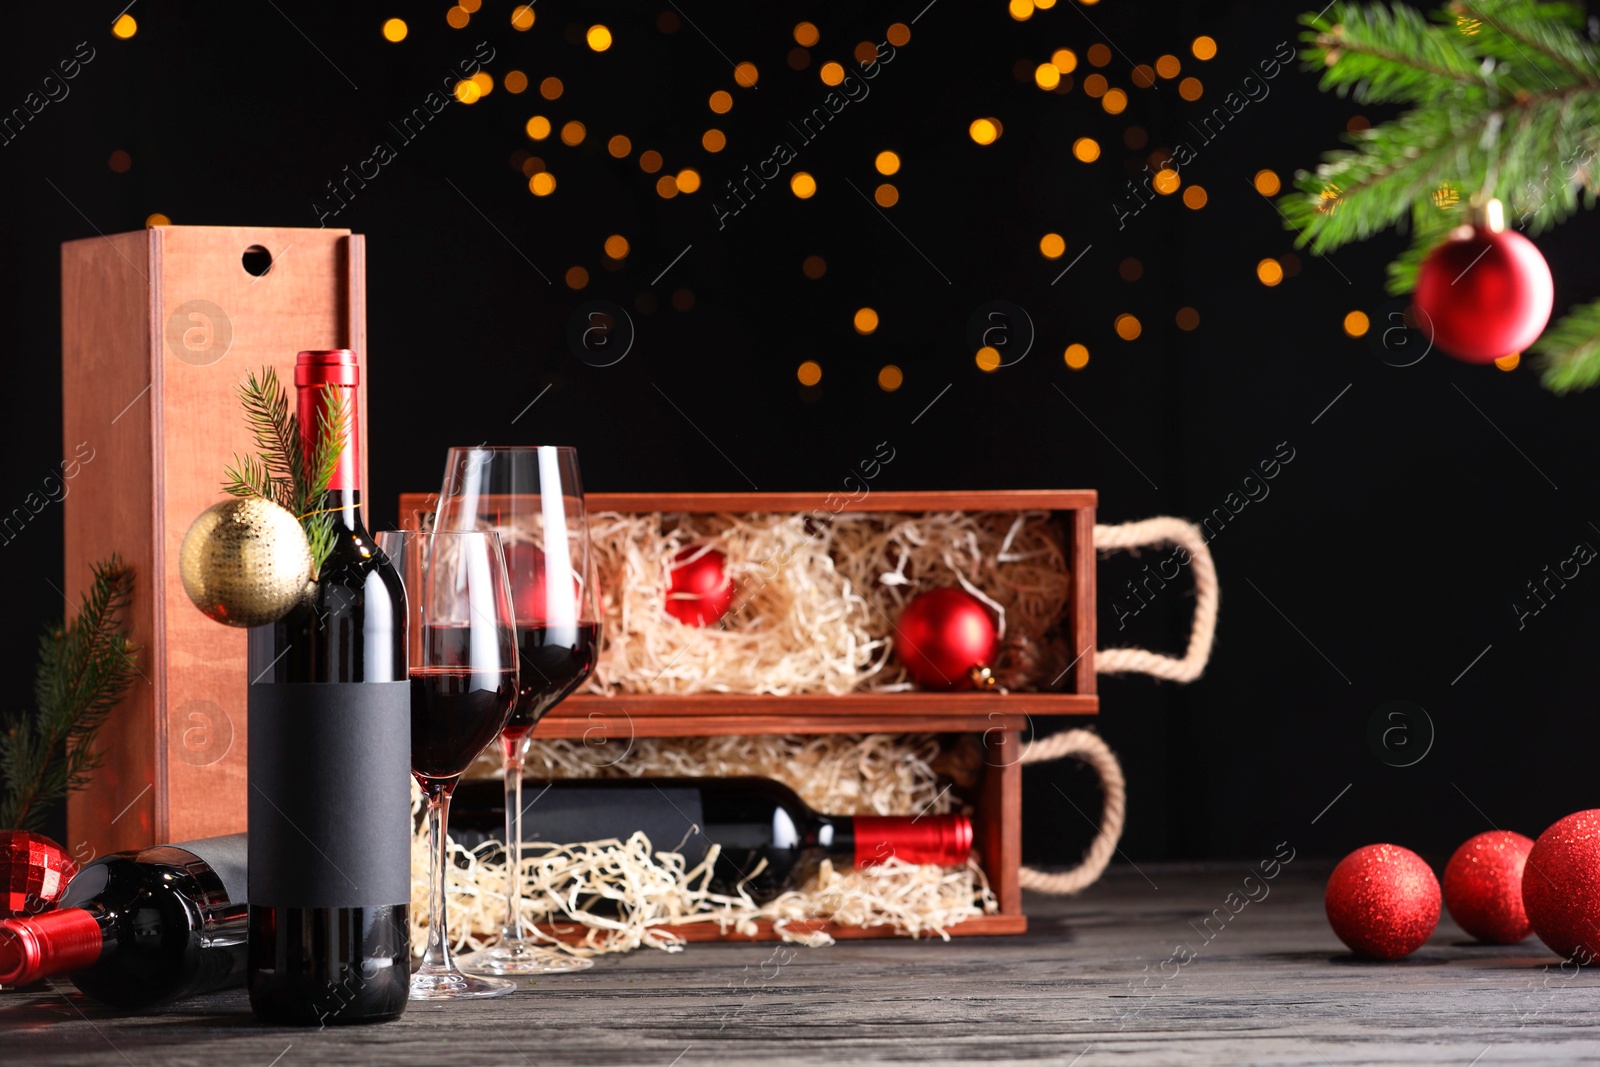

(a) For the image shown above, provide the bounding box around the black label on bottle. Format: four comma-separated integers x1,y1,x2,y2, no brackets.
169,833,249,908
248,682,411,908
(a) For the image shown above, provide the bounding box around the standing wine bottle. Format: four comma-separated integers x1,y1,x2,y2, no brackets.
247,349,410,1026
448,776,972,904
0,835,247,1008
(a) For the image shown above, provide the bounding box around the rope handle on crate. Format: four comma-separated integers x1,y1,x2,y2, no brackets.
1012,518,1216,894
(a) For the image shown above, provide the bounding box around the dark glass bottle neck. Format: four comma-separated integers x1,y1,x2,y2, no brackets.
817,814,855,863
317,487,366,534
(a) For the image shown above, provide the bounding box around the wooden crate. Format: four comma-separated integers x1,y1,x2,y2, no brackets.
63,225,368,857
398,489,1099,938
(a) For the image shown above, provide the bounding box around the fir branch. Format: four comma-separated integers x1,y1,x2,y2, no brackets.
1534,298,1600,392
1304,2,1492,103
222,452,276,501
1452,1,1598,87
0,558,138,832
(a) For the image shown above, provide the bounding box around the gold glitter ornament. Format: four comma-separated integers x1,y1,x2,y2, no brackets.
179,498,314,627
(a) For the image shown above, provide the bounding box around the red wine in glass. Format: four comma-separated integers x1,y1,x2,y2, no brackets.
506,621,601,738
410,667,518,782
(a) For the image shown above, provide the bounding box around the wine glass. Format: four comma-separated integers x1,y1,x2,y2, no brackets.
436,446,600,976
376,529,520,1000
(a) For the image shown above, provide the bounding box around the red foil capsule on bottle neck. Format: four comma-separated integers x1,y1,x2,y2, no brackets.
294,349,361,493
0,907,105,987
853,814,973,868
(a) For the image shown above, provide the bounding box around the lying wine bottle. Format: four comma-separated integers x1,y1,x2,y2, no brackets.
247,350,411,1026
0,835,246,1008
449,776,972,904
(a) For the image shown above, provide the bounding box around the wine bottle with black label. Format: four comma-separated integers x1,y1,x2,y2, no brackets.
0,835,247,1008
246,349,411,1026
449,776,972,904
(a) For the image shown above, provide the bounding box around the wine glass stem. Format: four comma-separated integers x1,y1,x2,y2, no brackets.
501,734,529,947
423,785,455,974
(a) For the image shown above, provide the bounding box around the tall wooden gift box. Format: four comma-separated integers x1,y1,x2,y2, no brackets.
61,225,369,856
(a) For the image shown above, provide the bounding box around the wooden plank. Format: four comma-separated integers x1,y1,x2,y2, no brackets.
1073,506,1097,696
976,730,1023,917
399,490,1097,519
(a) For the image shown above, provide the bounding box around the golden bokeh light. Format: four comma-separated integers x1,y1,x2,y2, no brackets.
1102,88,1128,114
1119,257,1143,281
1347,114,1371,133
854,307,879,335
1256,258,1284,286
1155,54,1181,79
639,150,664,173
1039,233,1066,259
1192,36,1218,60
709,90,733,113
525,115,551,140
1036,63,1061,90
1343,310,1370,337
566,266,589,290
820,62,845,86
969,118,1001,145
1073,137,1101,162
604,234,630,259
797,361,823,386
1179,77,1203,100
587,25,612,51
453,80,481,104
560,120,586,146
1183,185,1208,209
1051,48,1078,73
791,172,817,198
382,18,408,42
1132,64,1156,88
1176,307,1201,331
874,183,899,207
511,4,535,30
1064,344,1090,370
446,6,470,29
1008,0,1035,21
854,41,878,64
529,172,557,196
1115,314,1142,341
887,23,911,46
1083,73,1108,98
1253,169,1281,196
1087,44,1111,67
540,77,563,99
794,21,819,47
735,61,759,87
702,129,726,152
1433,183,1460,209
505,70,528,93
878,365,904,391
145,213,170,228
677,168,702,193
107,149,131,173
656,175,679,199
975,346,1002,372
876,150,901,175
471,71,493,96
802,255,826,279
460,0,481,13
1153,168,1180,194
112,14,137,38
608,134,631,158
1495,352,1521,371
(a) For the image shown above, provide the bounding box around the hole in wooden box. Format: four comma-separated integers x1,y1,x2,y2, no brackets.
241,245,273,277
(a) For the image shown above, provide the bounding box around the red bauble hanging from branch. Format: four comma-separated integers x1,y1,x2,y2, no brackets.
894,587,999,691
1411,198,1554,364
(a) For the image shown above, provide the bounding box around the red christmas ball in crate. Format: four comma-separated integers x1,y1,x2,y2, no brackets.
665,545,735,626
0,832,78,920
894,587,999,691
504,542,590,621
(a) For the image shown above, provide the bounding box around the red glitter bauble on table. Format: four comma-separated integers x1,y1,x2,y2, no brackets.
1522,809,1600,963
665,545,735,627
1443,830,1533,944
894,588,999,691
1325,843,1440,959
0,832,78,920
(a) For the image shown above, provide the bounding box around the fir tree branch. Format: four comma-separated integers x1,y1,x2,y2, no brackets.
1453,1,1598,87
1535,298,1600,392
1,558,138,832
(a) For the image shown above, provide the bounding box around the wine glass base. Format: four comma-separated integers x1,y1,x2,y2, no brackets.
410,967,519,1000
458,943,595,975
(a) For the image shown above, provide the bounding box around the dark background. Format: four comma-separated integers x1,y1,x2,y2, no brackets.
3,0,1598,869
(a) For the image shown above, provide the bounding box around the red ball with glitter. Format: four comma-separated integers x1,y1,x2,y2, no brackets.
894,588,999,691
1443,830,1533,944
1522,810,1600,963
0,832,78,920
1325,843,1440,959
665,545,735,626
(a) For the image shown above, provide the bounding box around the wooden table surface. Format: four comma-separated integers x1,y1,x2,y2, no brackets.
3,865,1595,1066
